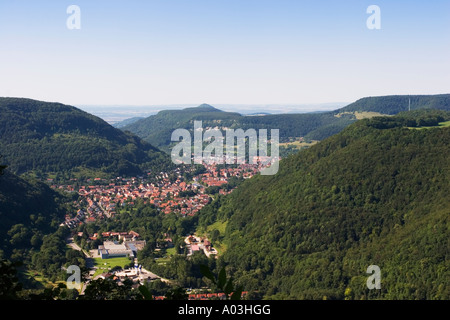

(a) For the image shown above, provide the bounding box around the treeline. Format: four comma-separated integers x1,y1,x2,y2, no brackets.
198,110,450,299
367,109,449,129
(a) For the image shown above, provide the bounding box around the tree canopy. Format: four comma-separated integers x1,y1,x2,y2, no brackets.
0,98,172,179
199,110,450,299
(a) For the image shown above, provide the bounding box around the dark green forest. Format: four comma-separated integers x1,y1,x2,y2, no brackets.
0,171,67,259
0,169,86,298
0,98,172,179
198,110,450,299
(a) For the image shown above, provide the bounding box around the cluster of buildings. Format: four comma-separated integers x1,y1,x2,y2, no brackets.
94,259,166,286
56,162,263,228
94,230,146,259
184,235,217,257
153,291,249,300
97,240,146,259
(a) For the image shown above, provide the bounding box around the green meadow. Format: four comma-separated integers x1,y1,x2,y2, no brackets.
92,257,132,278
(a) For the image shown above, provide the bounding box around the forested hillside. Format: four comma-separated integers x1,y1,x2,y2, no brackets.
0,169,74,258
199,110,450,299
337,94,450,114
0,165,91,299
0,98,172,179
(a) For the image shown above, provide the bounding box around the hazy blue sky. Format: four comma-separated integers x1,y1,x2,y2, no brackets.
0,0,449,107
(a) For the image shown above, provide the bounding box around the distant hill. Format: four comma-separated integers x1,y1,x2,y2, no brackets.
198,110,450,299
0,98,172,179
245,112,271,116
337,94,450,115
112,117,145,128
191,103,223,112
121,104,355,151
121,104,242,152
122,95,450,152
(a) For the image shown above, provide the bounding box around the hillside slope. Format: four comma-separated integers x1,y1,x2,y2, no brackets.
0,170,68,259
0,98,172,178
199,110,450,299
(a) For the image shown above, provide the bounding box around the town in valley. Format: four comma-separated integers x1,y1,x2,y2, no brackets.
48,160,266,299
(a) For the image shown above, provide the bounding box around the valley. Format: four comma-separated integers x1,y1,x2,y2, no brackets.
1,95,449,301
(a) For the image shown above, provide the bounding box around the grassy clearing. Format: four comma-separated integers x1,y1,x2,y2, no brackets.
279,140,319,148
407,121,450,130
166,247,177,256
335,111,389,120
206,220,228,235
210,240,227,255
20,268,65,289
92,256,132,278
196,220,229,255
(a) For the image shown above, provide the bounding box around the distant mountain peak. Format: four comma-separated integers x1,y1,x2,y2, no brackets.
196,104,221,111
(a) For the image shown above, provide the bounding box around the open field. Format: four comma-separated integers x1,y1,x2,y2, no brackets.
92,257,132,278
279,140,319,148
335,111,389,120
166,247,177,256
206,220,228,235
436,121,450,127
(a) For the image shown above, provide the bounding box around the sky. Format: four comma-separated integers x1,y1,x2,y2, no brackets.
0,0,449,109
